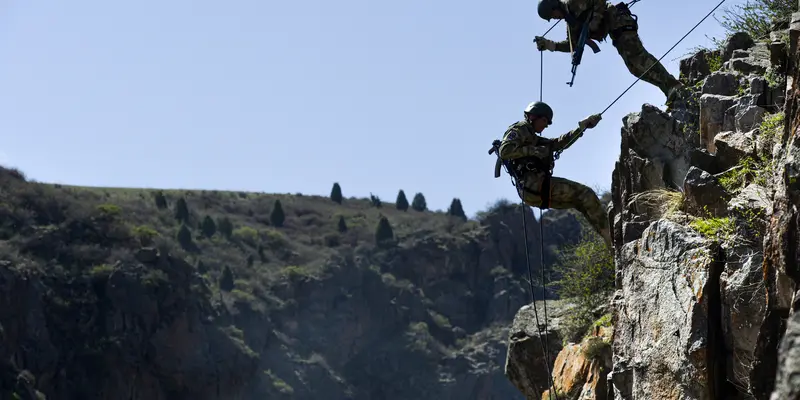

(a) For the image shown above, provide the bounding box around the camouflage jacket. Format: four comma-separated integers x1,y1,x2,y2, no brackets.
498,120,585,164
552,0,616,53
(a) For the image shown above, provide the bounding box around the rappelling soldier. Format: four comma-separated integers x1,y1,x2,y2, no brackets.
534,0,685,103
493,101,612,249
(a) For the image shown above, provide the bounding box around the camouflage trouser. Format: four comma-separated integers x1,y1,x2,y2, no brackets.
517,171,612,249
610,31,682,97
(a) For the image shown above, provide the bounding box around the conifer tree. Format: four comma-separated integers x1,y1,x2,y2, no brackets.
177,224,193,249
201,215,217,237
396,190,409,211
270,199,285,227
375,215,394,244
447,198,467,220
175,197,190,222
337,215,348,232
330,182,343,204
220,265,235,291
411,192,427,212
154,191,168,209
218,216,233,238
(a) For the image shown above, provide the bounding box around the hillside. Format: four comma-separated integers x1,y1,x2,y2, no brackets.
0,165,598,399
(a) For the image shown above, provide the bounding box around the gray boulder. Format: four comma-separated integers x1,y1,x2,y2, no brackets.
714,130,757,170
683,166,731,217
505,302,565,400
723,32,755,61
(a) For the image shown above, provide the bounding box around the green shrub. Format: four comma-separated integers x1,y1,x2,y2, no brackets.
233,226,259,246
553,228,614,343
582,336,611,361
690,216,735,240
96,204,121,217
716,0,795,40
132,225,159,246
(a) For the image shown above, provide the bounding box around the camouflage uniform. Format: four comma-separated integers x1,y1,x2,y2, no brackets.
548,0,682,97
498,119,612,248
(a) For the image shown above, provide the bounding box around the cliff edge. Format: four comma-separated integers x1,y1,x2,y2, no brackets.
505,15,800,400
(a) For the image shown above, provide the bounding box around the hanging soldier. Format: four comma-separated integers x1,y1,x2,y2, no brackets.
491,101,612,249
534,0,685,103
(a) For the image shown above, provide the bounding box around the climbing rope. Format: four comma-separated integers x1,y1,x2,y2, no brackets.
599,0,728,115
512,47,558,400
517,186,559,400
514,1,728,396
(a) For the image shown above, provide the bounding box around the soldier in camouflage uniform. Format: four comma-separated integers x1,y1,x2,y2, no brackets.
534,0,684,102
497,101,612,249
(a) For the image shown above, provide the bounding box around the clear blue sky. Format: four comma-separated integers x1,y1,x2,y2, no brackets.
0,0,745,217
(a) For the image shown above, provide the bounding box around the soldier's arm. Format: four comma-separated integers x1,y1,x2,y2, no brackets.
550,127,585,153
552,24,581,53
552,0,593,52
498,126,540,160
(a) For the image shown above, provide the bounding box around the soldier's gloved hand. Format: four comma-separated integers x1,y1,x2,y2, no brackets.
534,36,556,51
578,114,602,130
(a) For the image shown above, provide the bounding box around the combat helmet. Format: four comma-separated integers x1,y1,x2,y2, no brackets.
524,101,553,123
537,0,563,21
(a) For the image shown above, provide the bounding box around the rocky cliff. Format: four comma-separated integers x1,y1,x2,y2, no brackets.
0,156,599,400
505,14,800,400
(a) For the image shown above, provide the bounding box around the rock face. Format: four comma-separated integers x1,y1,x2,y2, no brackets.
0,253,260,400
506,28,800,400
605,28,796,400
610,220,726,400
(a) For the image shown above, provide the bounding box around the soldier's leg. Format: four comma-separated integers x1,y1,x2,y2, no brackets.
518,173,546,209
547,177,612,249
611,31,683,98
